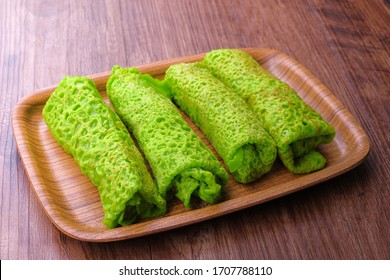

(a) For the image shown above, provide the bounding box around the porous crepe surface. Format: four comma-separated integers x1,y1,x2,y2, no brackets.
42,76,166,228
165,63,276,183
203,49,335,173
107,66,228,207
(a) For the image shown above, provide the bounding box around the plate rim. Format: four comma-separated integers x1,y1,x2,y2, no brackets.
12,47,370,242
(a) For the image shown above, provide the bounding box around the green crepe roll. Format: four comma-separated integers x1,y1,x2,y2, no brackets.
202,49,336,174
164,63,277,183
106,66,228,208
42,76,166,228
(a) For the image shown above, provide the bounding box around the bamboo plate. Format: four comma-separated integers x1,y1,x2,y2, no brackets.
12,48,370,242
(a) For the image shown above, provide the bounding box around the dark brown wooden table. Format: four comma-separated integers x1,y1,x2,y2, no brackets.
1,0,389,259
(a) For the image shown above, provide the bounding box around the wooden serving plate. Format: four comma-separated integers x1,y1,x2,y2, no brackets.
12,48,370,242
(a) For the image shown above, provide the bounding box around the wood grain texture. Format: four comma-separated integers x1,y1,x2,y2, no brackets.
12,48,369,242
1,0,389,259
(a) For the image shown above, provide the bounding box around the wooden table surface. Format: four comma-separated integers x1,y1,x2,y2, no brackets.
1,0,389,260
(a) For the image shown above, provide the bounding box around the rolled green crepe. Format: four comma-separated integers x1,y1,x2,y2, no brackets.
202,49,336,173
164,63,277,183
42,76,166,228
106,66,228,208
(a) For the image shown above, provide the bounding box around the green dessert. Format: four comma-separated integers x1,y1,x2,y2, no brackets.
106,66,228,208
42,76,166,228
202,49,336,173
165,63,277,183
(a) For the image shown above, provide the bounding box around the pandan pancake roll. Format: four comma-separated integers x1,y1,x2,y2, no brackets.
202,49,336,174
164,63,277,183
106,66,228,208
42,76,166,228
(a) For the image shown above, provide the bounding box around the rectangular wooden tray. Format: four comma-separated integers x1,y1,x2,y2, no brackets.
12,48,370,242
